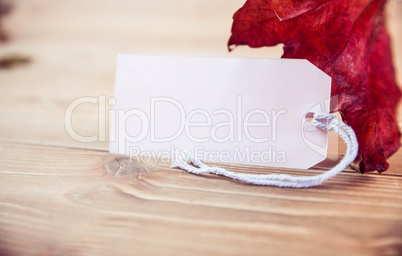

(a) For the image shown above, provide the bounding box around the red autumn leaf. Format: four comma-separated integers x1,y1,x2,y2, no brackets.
228,0,401,173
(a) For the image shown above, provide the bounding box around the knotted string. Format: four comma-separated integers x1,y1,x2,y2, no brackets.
170,113,358,188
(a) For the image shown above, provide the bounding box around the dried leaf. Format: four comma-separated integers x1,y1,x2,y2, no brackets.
229,0,401,173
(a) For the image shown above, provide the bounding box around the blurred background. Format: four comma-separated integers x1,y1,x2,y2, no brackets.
0,0,400,151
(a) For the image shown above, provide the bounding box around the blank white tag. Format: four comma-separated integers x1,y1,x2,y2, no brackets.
110,54,331,169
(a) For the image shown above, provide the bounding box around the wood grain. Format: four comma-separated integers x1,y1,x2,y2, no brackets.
0,141,401,256
0,0,401,255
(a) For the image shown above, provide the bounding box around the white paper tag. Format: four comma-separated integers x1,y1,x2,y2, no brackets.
110,54,331,169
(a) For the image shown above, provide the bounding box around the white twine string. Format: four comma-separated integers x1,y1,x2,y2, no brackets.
170,113,358,188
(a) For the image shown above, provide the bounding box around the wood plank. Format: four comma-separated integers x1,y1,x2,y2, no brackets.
0,141,401,256
0,0,283,149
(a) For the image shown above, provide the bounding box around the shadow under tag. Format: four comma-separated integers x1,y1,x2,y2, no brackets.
110,55,331,169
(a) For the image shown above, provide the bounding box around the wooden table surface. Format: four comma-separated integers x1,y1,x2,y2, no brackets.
1,1,402,255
